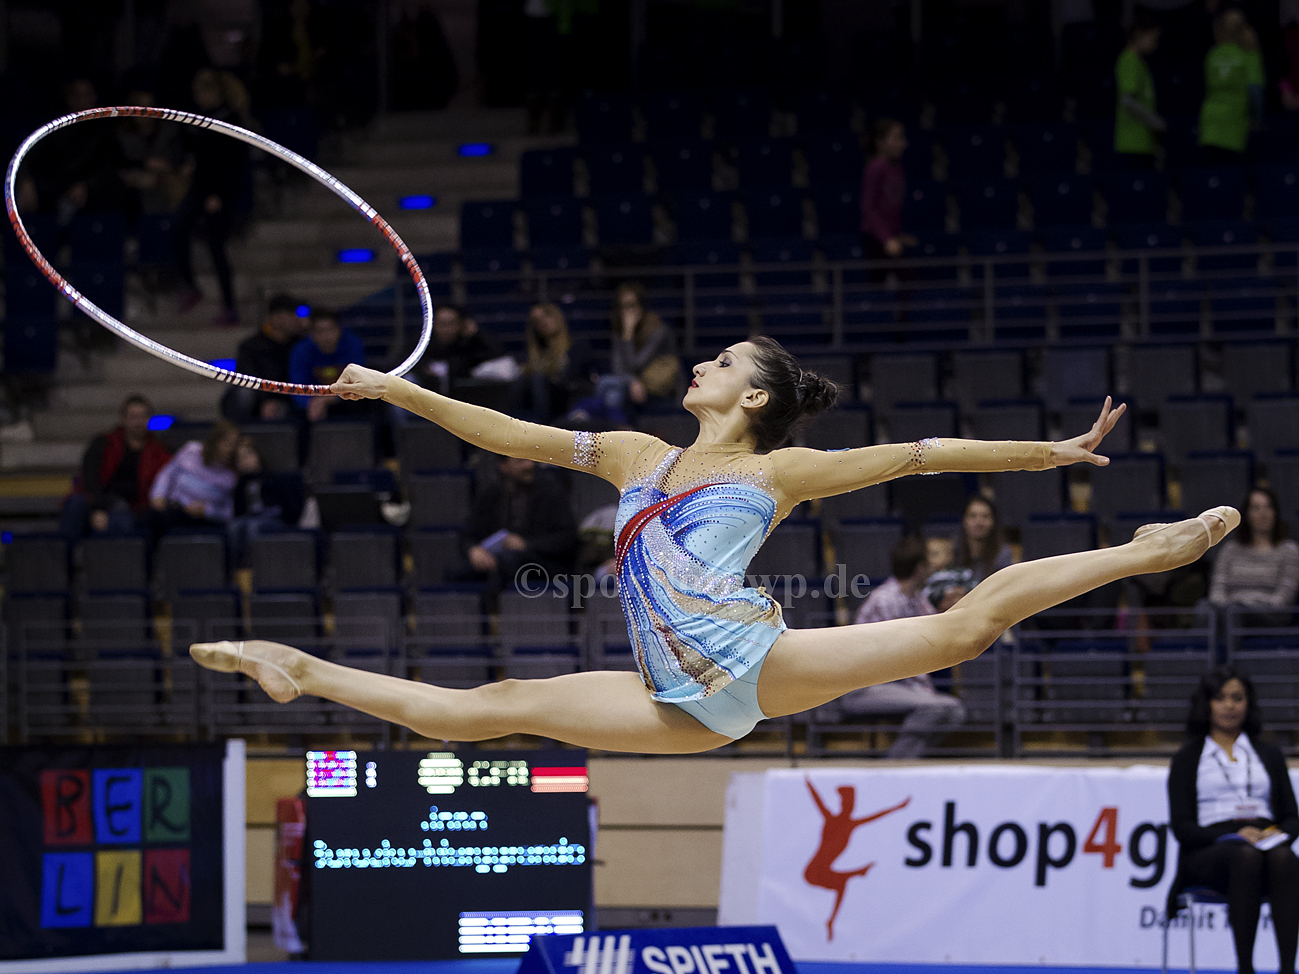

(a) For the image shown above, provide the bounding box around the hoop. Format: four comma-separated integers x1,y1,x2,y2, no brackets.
4,107,434,397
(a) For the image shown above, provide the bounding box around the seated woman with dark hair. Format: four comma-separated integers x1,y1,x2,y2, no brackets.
1210,486,1299,626
1168,665,1299,974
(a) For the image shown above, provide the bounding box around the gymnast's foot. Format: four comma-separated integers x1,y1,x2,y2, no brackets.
1132,506,1239,568
190,639,306,703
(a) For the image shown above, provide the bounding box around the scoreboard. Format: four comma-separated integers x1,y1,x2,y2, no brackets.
306,748,592,961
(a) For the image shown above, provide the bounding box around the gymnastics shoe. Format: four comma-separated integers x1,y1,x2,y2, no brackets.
190,639,303,703
1133,506,1239,563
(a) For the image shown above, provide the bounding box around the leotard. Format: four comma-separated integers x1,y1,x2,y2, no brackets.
386,384,1055,739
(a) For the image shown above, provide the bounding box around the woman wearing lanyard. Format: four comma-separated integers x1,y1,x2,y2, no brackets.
1167,666,1299,974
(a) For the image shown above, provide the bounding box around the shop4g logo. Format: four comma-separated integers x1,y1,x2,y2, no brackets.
904,802,1168,888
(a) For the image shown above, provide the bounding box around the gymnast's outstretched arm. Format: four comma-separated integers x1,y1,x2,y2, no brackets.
770,397,1126,504
333,363,655,487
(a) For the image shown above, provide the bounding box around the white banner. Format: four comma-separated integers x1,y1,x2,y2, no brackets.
720,765,1298,970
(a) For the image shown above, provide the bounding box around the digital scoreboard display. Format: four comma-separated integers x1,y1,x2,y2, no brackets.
306,749,591,961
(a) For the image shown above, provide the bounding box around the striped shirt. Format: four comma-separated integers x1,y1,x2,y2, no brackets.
1209,539,1299,609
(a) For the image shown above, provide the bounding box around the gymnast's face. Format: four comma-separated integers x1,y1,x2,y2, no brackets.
685,343,766,416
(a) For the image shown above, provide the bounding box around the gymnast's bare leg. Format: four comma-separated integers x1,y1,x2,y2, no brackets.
191,507,1237,753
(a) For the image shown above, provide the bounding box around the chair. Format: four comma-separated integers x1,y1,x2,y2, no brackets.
800,132,863,186
1089,453,1165,526
1056,282,1123,339
68,263,124,320
499,589,578,680
869,353,938,411
904,181,950,234
1253,163,1299,219
1027,175,1095,228
802,406,873,451
461,249,523,296
747,520,820,580
955,178,1020,230
1116,223,1184,274
570,475,619,522
241,424,300,473
1021,515,1096,560
332,589,402,661
1149,280,1205,336
1040,226,1109,278
1013,122,1079,175
67,211,126,262
1101,172,1169,225
833,519,905,583
641,91,704,140
1248,394,1299,458
1267,451,1299,521
7,535,69,594
967,400,1044,441
796,92,852,135
519,148,576,199
583,144,646,195
154,534,226,602
1178,452,1253,518
409,528,464,589
525,198,584,249
409,587,492,687
811,186,862,238
1176,167,1247,222
1162,395,1233,463
1162,887,1261,974
576,92,633,143
1040,348,1111,411
250,531,318,592
713,90,774,141
990,469,1065,528
1194,221,1262,274
744,189,804,241
733,139,795,190
1128,345,1197,413
950,350,1024,412
965,230,1033,279
990,283,1047,340
887,401,959,442
890,472,972,529
171,589,242,642
249,591,320,642
669,240,743,288
1210,276,1278,334
460,200,517,250
672,192,734,243
307,422,374,484
80,536,147,593
406,471,473,528
397,423,463,470
819,488,889,527
903,286,971,343
329,531,399,590
1224,342,1292,400
751,239,815,288
592,194,654,246
943,126,1007,179
651,141,715,193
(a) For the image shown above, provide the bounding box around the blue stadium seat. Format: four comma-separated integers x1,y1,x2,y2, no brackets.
1055,282,1123,339
1253,164,1299,219
1176,167,1247,222
5,264,56,319
1148,279,1204,336
525,197,584,248
912,231,962,280
576,92,633,143
1028,175,1095,228
1040,226,1108,278
583,144,646,195
519,148,576,199
1210,276,1280,335
1250,121,1299,164
942,125,1007,179
712,90,774,141
530,246,591,272
1128,344,1197,411
3,315,58,372
134,214,176,266
733,139,795,189
1114,223,1183,274
1190,220,1260,273
992,283,1049,341
461,250,523,295
904,181,950,233
672,192,734,243
67,211,126,263
902,129,937,182
744,188,804,240
693,299,753,348
1163,395,1234,460
592,194,654,246
811,186,859,238
955,178,1019,229
1268,218,1299,269
68,262,125,319
641,91,704,140
1003,76,1063,124
459,200,516,250
795,91,852,135
668,241,743,288
800,132,864,185
1101,172,1169,225
842,287,898,341
1013,122,1080,175
903,287,975,343
651,141,715,193
750,239,816,287
964,229,1033,278
760,297,830,348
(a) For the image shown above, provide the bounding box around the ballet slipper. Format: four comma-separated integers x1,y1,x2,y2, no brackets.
190,640,303,703
1132,506,1239,564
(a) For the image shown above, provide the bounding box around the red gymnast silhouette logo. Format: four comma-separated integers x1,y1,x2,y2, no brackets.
803,778,910,941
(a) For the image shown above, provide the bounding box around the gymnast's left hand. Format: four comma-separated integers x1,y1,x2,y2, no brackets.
333,363,390,400
1050,395,1126,467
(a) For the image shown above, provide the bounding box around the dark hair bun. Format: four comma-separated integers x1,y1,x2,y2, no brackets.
796,371,839,415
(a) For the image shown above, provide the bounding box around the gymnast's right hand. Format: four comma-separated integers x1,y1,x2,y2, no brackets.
333,363,390,400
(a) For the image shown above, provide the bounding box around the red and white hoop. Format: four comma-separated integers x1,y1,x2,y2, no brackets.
5,106,433,396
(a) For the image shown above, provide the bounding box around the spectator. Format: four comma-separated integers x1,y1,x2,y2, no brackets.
149,420,240,532
17,77,123,219
1199,8,1264,163
466,456,579,598
116,88,185,219
1209,486,1299,626
576,282,677,426
515,302,596,422
860,118,916,266
414,305,506,395
819,535,967,758
289,307,366,422
174,68,250,326
224,294,307,422
953,496,1014,586
1166,666,1299,974
1114,17,1167,168
228,436,302,566
60,395,172,539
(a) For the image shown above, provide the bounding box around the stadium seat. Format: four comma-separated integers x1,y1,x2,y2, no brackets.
1061,397,1134,451
135,213,176,266
80,536,148,594
569,474,620,522
800,132,864,185
397,422,463,469
407,471,473,528
672,192,735,242
747,519,820,580
641,90,705,140
592,194,655,246
1013,122,1080,175
890,471,973,527
833,519,905,582
459,200,517,250
1148,279,1204,337
870,352,939,410
795,91,852,134
576,92,633,143
734,139,796,189
154,535,226,603
911,231,963,280
802,405,873,451
712,90,774,141
812,185,862,238
761,295,829,348
1021,515,1096,561
1269,451,1299,523
744,189,805,240
409,528,464,589
329,530,400,590
1248,394,1299,458
819,485,889,526
7,535,70,594
171,589,241,642
942,125,1007,179
904,181,950,234
1223,341,1293,400
1209,276,1278,334
990,468,1066,528
887,401,959,441
1178,451,1254,520
750,239,815,287
903,286,977,342
967,399,1044,440
651,141,715,193
951,350,1025,411
67,211,126,262
67,262,124,320
307,422,374,484
499,590,579,680
250,531,319,592
668,241,743,287
525,198,584,249
583,144,646,195
1191,221,1260,273
1027,175,1095,228
1253,164,1299,219
1128,344,1197,412
990,283,1048,341
519,148,576,199
249,591,320,643
1055,282,1123,339
409,586,492,686
332,590,403,663
965,229,1033,279
1040,225,1109,278
242,423,300,473
1040,347,1111,410
955,178,1020,230
1115,223,1183,274
1089,453,1164,526
1161,394,1233,461
1101,172,1169,225
1176,168,1247,222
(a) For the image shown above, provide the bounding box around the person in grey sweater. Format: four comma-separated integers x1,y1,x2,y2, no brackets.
1209,486,1299,625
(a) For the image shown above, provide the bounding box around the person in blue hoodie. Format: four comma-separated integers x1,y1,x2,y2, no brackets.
289,308,367,422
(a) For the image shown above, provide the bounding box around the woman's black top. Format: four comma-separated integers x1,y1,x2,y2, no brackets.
1165,736,1299,913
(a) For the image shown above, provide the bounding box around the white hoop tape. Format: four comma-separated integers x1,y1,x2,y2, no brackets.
5,106,433,396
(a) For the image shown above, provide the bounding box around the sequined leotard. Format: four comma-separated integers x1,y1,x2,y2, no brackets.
392,389,1055,739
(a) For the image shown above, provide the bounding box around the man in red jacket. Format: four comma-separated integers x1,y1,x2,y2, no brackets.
60,395,172,538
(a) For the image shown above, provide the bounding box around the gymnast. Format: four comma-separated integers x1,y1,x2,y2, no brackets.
190,337,1239,753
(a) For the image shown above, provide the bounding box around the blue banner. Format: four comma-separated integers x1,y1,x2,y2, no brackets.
517,926,794,974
